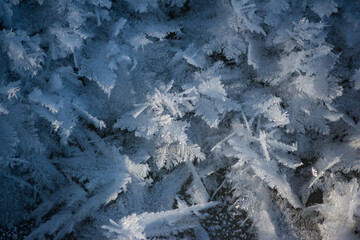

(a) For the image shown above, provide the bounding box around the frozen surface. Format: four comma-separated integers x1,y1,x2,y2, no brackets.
0,0,360,239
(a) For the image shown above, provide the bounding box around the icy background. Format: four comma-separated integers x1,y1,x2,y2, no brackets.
0,0,360,239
